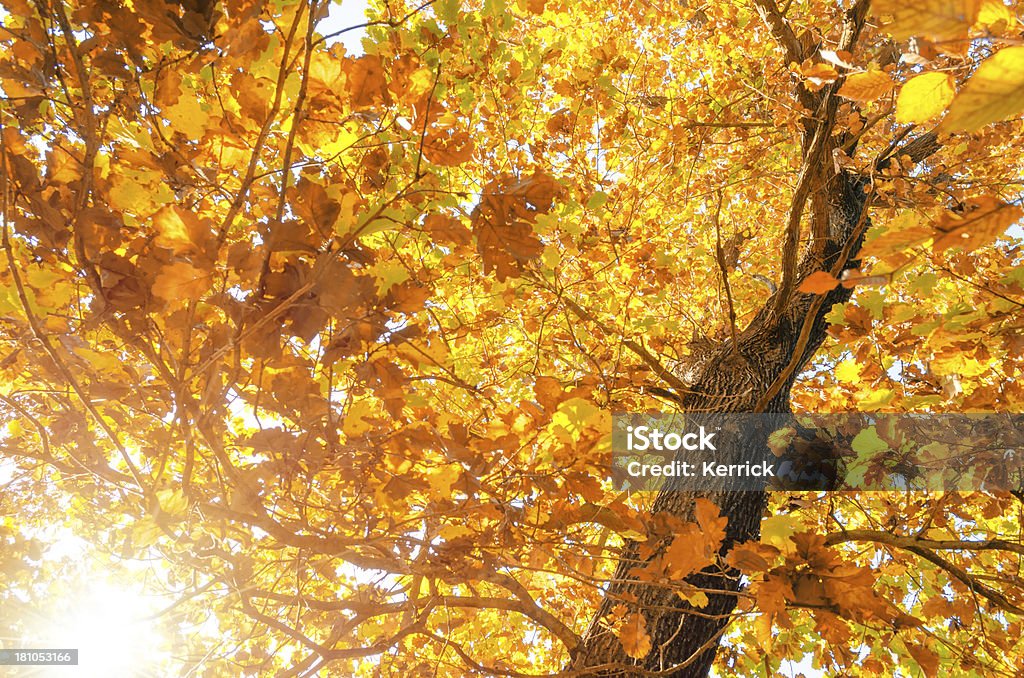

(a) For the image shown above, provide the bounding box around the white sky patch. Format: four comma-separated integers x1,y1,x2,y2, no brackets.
320,0,371,56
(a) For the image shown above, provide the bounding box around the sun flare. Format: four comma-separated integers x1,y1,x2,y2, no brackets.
22,578,172,677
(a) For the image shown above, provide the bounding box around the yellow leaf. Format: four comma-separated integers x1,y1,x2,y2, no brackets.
941,46,1024,132
616,611,652,659
838,69,894,102
932,196,1023,252
152,261,211,302
931,352,988,377
132,516,163,548
439,524,474,540
550,397,600,441
46,146,82,184
165,95,210,140
798,271,840,294
343,399,378,436
156,488,189,519
896,72,955,124
426,464,462,496
873,0,980,42
834,360,863,383
153,206,211,255
976,0,1014,29
760,514,801,553
677,588,710,608
857,387,894,411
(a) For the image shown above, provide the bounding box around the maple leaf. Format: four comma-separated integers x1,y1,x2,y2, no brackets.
7,0,1024,675
152,261,211,303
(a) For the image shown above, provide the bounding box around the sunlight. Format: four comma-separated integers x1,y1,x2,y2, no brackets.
23,578,173,677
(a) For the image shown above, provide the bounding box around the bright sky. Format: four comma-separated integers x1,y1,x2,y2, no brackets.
320,0,371,56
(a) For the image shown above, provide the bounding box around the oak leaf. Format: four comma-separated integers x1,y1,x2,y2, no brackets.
615,611,652,660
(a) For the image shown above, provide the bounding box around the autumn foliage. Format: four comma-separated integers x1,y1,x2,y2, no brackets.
1,0,1024,675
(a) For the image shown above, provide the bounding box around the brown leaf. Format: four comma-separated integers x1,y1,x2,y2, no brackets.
346,55,391,109
905,640,940,675
534,375,566,411
423,127,475,166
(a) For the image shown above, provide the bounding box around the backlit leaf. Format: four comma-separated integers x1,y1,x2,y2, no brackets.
942,46,1024,132
896,72,955,123
839,69,895,102
873,0,980,41
616,611,652,659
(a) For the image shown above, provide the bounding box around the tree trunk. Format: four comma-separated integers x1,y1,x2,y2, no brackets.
571,168,873,675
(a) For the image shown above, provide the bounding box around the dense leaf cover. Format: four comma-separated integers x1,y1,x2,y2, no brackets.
1,0,1023,675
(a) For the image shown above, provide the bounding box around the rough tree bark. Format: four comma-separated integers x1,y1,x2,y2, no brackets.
570,3,942,675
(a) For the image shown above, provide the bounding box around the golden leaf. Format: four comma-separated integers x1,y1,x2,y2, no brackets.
798,271,840,294
834,360,863,383
615,611,652,660
896,72,955,123
152,261,211,302
838,69,894,102
941,46,1024,132
873,0,980,42
932,196,1023,252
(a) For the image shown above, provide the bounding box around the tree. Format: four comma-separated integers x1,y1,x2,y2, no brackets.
1,0,1024,675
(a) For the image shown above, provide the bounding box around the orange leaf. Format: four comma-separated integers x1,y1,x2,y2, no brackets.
726,541,779,573
616,611,652,660
932,197,1023,253
694,498,727,552
838,69,894,102
798,271,840,294
152,261,211,303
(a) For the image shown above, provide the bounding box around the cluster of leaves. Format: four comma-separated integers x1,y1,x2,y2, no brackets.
0,0,1022,675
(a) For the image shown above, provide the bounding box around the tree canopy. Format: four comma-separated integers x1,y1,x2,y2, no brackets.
1,0,1024,675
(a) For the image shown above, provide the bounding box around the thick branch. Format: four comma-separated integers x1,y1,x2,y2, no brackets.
751,0,804,64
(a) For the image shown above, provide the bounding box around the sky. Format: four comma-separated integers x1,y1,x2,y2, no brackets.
319,0,371,56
